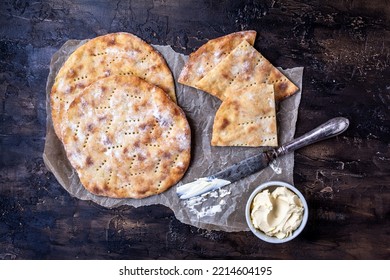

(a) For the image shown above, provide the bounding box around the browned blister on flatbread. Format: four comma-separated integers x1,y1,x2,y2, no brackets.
212,84,277,147
62,75,191,199
178,30,257,88
196,40,299,102
51,32,176,141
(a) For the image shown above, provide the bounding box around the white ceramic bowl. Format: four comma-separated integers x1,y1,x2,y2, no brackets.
245,181,308,243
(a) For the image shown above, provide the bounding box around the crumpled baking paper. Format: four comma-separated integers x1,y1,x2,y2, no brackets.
43,39,303,232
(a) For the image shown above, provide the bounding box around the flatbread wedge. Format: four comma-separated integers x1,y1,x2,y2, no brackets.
62,75,191,199
178,30,257,88
212,83,278,147
51,32,176,141
196,40,299,102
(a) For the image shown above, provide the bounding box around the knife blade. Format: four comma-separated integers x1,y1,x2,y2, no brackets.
176,152,271,199
176,117,349,200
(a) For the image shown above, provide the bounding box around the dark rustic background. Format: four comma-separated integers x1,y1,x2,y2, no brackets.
0,0,389,259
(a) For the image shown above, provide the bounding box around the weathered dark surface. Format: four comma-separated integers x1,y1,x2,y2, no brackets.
0,0,389,259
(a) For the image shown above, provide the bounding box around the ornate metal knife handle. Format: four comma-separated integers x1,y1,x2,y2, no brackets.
275,117,349,157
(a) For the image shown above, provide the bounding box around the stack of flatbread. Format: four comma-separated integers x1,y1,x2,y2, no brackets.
51,32,191,199
179,31,299,147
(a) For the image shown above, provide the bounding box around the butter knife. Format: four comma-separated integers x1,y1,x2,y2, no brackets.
176,117,349,199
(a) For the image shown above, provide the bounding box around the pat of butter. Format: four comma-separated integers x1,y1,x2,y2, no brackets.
250,186,304,239
176,177,231,199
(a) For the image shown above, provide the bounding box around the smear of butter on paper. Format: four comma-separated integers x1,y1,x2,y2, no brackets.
184,188,231,219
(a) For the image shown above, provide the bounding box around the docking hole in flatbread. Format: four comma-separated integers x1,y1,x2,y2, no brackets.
178,30,257,88
196,40,299,102
51,32,176,141
62,75,191,199
212,84,278,147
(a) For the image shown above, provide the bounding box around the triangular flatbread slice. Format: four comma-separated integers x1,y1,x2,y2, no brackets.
178,30,257,88
212,84,277,147
196,40,299,102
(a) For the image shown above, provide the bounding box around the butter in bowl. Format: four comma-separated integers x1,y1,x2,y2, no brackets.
245,181,309,243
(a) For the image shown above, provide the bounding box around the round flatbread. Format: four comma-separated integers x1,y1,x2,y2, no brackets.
51,32,176,140
62,75,191,199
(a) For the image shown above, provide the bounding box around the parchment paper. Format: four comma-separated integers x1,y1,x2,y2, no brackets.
43,39,303,232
